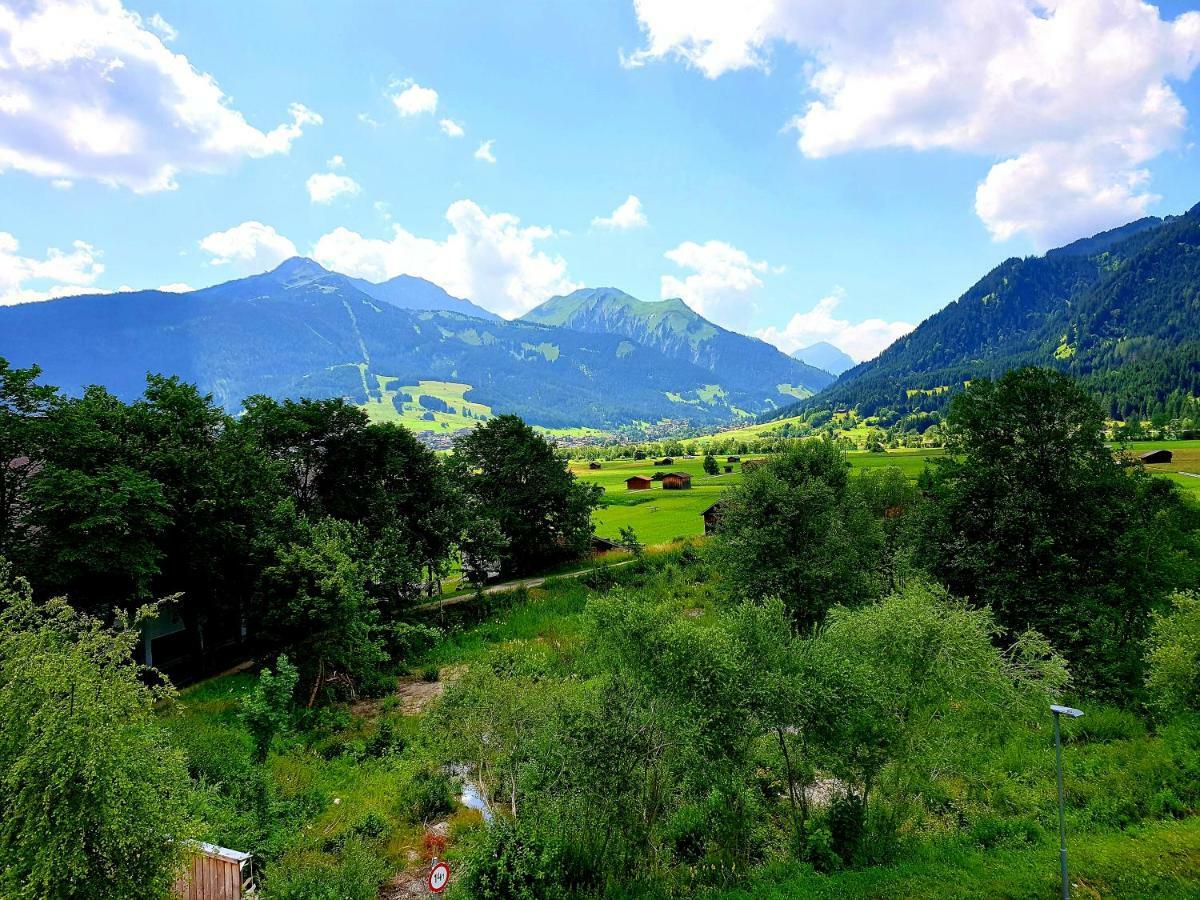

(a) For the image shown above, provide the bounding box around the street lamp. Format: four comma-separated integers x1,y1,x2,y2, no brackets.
1051,704,1084,900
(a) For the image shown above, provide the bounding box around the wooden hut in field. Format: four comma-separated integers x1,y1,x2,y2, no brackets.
588,461,602,469
591,535,621,554
662,472,692,490
174,843,254,900
1139,449,1173,464
626,475,653,491
702,499,727,535
654,457,675,466
723,464,733,473
726,455,740,462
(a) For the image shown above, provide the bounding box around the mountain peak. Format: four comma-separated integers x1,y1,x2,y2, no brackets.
792,341,855,377
269,257,331,284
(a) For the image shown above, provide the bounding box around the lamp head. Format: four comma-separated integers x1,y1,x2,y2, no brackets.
1050,704,1084,718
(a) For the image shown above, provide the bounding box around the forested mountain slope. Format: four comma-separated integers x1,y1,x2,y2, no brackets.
0,260,797,429
781,204,1200,421
522,287,834,400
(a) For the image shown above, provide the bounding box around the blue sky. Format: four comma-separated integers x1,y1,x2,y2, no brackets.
2,0,1200,360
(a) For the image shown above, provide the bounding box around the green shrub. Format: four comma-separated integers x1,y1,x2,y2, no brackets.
397,767,454,823
968,815,1042,849
1146,591,1200,718
828,793,866,866
463,819,568,899
365,719,406,757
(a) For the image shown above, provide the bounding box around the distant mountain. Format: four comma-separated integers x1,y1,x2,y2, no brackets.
0,260,820,431
792,341,854,377
346,271,499,320
777,204,1200,422
521,287,834,404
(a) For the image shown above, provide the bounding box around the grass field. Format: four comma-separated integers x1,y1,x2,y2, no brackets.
575,448,946,545
577,442,1200,545
361,377,492,433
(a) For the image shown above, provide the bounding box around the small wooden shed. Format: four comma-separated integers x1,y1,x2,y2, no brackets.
726,455,741,462
654,457,675,466
626,475,653,491
592,535,621,553
702,499,727,535
588,461,602,470
662,472,692,490
1139,449,1173,464
174,843,253,900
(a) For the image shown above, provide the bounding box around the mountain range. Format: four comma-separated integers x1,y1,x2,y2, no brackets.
779,202,1200,423
0,259,830,432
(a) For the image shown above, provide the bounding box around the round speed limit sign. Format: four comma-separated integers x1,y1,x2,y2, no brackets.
428,860,450,893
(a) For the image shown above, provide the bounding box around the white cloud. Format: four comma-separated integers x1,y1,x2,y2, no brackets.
474,139,496,163
357,112,382,128
660,239,767,330
0,232,105,305
306,170,361,204
593,194,648,230
145,12,176,42
756,289,913,362
157,282,192,292
390,80,438,116
312,199,579,318
199,221,297,270
627,0,1200,247
327,154,345,169
439,118,465,138
0,0,322,192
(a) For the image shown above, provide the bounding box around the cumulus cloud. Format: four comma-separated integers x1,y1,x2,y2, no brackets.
390,80,438,116
474,139,496,163
439,118,465,137
0,232,105,305
145,11,176,41
626,0,1200,246
660,239,767,330
312,200,579,318
306,171,361,204
199,221,297,270
0,0,322,192
756,289,913,362
593,194,648,230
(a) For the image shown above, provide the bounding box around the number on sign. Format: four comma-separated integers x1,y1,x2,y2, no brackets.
428,860,450,893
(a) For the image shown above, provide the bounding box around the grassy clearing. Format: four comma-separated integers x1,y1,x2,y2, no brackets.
361,377,492,433
730,817,1200,899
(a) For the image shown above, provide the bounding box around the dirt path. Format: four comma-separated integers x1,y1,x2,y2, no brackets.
414,559,635,613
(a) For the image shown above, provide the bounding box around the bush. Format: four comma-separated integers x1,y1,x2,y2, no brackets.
463,819,568,899
828,792,866,866
1145,591,1200,718
397,767,454,823
390,622,443,662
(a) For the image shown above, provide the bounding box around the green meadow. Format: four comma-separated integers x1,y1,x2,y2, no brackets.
577,442,1200,545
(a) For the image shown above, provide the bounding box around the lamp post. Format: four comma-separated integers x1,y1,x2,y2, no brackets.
1051,704,1084,899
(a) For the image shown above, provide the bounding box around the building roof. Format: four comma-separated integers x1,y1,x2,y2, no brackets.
701,499,728,515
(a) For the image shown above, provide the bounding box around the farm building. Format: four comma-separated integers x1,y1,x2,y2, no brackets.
1139,449,1174,464
588,461,602,469
662,472,692,490
702,499,727,535
174,843,254,899
591,535,621,553
654,457,675,466
726,455,740,462
626,475,653,491
723,465,733,473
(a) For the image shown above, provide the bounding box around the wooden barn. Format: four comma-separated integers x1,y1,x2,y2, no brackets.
174,843,254,900
726,455,741,462
723,465,733,473
588,461,602,469
591,535,621,553
626,475,653,491
702,499,727,535
654,457,675,466
1139,449,1174,464
662,472,692,490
